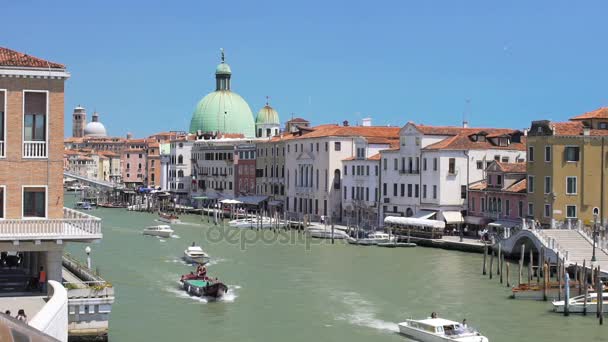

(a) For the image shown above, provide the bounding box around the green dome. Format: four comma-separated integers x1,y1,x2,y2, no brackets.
215,63,231,75
189,90,255,137
256,105,280,125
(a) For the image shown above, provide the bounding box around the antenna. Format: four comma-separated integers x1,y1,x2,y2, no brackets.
463,98,471,128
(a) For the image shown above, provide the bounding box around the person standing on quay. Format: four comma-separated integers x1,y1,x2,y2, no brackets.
38,266,46,293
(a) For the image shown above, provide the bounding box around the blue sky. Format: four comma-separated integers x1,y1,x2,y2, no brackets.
3,1,608,137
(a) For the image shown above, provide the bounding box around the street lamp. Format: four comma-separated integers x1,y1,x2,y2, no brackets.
85,246,92,269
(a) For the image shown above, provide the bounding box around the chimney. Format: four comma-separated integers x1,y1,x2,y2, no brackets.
343,120,349,127
361,117,372,127
126,132,133,140
583,126,591,136
462,120,469,128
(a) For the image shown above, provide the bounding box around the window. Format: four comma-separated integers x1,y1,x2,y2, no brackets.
481,198,486,212
295,144,298,152
461,185,466,199
383,183,387,196
23,92,47,142
566,205,577,218
527,202,534,217
415,184,419,198
433,158,438,171
422,185,427,198
471,198,476,212
433,185,437,199
566,177,577,195
334,142,341,151
394,158,398,170
400,184,405,197
600,122,608,130
366,165,369,176
407,184,413,197
23,187,46,218
366,187,369,201
544,204,551,218
518,201,523,217
423,158,428,171
448,158,456,174
393,183,397,196
564,146,580,162
177,155,183,164
527,175,534,193
0,186,4,218
344,166,347,176
494,155,500,161
544,176,552,194
383,158,387,170
528,146,534,162
344,186,347,200
496,175,502,186
476,161,483,169
544,146,551,162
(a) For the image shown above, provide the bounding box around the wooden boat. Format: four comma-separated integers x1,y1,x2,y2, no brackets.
98,202,127,208
181,277,228,298
511,281,587,300
159,212,180,224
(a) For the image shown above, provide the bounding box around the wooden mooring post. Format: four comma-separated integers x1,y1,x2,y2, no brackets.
489,248,494,280
599,266,604,325
482,243,487,275
499,246,504,284
542,262,548,301
518,244,525,285
506,262,510,287
497,243,502,276
583,263,588,316
564,271,570,316
528,249,533,285
557,253,562,302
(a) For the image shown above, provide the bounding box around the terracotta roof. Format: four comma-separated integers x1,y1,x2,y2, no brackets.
495,162,526,173
283,124,399,141
64,137,83,143
0,47,65,69
469,180,487,191
570,107,608,120
286,117,309,123
424,128,526,151
411,123,468,136
505,178,527,193
550,121,608,136
342,152,382,162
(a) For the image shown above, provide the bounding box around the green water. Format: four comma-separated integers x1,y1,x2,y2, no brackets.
64,194,606,342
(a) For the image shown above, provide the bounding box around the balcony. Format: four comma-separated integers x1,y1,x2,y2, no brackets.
23,141,47,158
0,208,102,242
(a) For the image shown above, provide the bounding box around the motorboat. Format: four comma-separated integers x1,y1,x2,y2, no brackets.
74,201,93,210
552,292,608,313
228,217,284,229
377,242,417,248
181,277,228,299
159,212,180,224
347,232,396,245
308,229,350,239
398,317,489,342
183,245,210,265
142,225,174,238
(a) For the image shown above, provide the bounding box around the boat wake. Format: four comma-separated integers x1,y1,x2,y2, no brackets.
335,291,399,333
171,234,181,239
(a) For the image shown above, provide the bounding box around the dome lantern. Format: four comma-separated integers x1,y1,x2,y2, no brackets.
215,48,231,91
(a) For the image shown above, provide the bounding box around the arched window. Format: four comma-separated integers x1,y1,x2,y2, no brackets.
406,208,414,217
178,155,183,164
333,169,341,190
178,170,184,178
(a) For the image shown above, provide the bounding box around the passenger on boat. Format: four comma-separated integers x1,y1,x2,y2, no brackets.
197,265,207,278
431,312,437,319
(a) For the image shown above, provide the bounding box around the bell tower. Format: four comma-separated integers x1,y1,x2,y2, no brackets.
72,105,86,138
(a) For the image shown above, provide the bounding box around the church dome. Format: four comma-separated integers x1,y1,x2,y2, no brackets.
189,91,255,137
189,49,255,137
256,105,280,125
84,111,107,137
84,122,107,137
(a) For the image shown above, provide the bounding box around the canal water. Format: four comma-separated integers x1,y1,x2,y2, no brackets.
64,194,605,342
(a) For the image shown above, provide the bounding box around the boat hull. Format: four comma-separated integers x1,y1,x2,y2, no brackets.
143,230,173,238
159,217,180,224
183,279,228,298
398,324,489,342
183,253,210,265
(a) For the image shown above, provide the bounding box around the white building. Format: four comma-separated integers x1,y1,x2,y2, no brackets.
284,123,399,222
167,137,194,204
380,122,526,229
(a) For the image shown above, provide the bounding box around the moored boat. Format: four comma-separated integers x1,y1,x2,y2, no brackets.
142,225,174,238
182,278,228,298
183,245,210,265
159,212,181,224
398,317,489,342
347,232,396,245
75,201,93,210
308,229,349,239
552,292,608,313
511,281,587,300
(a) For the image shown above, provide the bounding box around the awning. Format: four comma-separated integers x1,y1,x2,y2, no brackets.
465,216,490,225
413,210,436,219
220,199,242,204
442,211,464,224
268,200,283,206
488,220,519,229
384,216,445,229
236,195,268,205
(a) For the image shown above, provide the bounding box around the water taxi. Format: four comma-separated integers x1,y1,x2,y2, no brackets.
181,277,228,299
552,292,608,313
183,245,210,265
398,317,489,342
159,212,180,224
347,232,396,245
307,229,349,239
142,225,174,238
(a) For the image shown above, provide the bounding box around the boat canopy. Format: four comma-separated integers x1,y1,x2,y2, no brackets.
235,195,268,205
220,199,242,204
442,211,464,224
384,216,445,229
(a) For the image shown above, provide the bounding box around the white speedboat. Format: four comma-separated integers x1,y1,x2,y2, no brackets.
552,292,608,313
183,245,210,264
159,212,181,224
229,217,281,229
142,225,174,238
308,229,349,239
398,317,489,342
347,232,396,245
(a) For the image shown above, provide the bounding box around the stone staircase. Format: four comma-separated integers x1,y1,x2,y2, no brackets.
0,268,30,294
539,229,608,268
